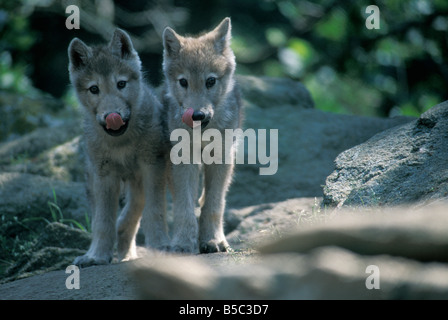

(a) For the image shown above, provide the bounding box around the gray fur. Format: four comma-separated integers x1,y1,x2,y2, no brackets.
161,18,242,253
68,29,170,266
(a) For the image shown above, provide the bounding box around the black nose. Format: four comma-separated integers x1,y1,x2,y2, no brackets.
192,111,206,121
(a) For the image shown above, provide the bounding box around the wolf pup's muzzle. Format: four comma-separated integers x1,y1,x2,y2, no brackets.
103,112,129,136
182,108,210,129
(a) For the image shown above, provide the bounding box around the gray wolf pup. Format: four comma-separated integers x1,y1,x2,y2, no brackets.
162,17,242,253
68,29,170,266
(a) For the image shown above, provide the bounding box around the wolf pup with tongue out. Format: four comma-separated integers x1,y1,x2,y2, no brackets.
68,29,170,266
162,18,242,253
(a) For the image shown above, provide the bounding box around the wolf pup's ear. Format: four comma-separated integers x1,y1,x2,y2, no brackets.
212,17,231,54
68,38,92,69
163,27,182,57
109,29,137,60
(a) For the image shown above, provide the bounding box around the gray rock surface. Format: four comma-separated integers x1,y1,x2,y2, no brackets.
131,204,448,299
260,204,448,262
0,172,88,221
131,247,448,300
236,75,314,109
0,262,138,300
2,201,448,299
0,91,66,143
229,77,412,207
3,222,91,282
323,101,448,207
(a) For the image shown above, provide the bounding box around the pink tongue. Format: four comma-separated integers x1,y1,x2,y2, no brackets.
106,113,125,130
182,108,194,128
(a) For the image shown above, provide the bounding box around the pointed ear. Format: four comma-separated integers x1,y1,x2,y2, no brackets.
68,38,92,69
109,28,137,59
163,27,182,57
211,17,231,54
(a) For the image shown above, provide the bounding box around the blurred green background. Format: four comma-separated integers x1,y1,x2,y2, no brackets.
1,0,448,118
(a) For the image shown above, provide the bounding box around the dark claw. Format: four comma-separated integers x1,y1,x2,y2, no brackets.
200,241,230,253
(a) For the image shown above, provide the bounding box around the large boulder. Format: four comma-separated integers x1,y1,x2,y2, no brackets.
0,172,88,221
3,222,90,282
0,91,66,143
323,101,448,207
0,172,89,280
229,82,412,207
130,204,448,300
236,75,314,109
1,134,85,182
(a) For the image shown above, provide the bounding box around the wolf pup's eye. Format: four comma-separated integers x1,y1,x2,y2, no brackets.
206,77,216,89
117,81,127,89
179,78,188,88
89,86,99,94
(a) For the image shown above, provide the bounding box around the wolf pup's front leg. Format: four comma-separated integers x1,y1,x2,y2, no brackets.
74,173,120,266
199,163,233,252
169,163,200,253
116,177,145,261
140,159,171,251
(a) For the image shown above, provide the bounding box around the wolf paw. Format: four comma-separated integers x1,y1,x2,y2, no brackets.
118,252,138,262
200,240,231,253
73,253,112,267
170,241,198,254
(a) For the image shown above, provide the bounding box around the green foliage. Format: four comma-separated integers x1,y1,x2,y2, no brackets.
46,188,91,233
0,188,90,279
2,0,448,118
315,8,348,41
227,0,448,117
0,2,38,94
0,52,36,94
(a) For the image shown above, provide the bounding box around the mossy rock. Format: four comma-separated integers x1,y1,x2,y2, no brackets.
3,222,90,282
